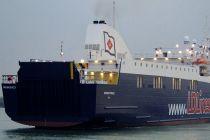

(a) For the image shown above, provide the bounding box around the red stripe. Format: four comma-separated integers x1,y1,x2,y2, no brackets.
148,119,210,126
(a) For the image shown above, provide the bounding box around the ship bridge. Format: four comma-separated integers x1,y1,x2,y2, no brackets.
76,20,132,85
76,59,120,85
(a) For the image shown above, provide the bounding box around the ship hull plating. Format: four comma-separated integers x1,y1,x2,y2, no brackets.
2,62,210,128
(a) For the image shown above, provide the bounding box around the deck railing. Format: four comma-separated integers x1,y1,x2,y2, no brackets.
2,75,18,84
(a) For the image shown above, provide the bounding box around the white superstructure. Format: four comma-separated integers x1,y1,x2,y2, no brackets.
78,20,210,84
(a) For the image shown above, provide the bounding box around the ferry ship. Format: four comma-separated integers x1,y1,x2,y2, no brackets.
2,20,210,128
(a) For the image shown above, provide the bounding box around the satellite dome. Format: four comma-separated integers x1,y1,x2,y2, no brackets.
184,36,190,44
184,36,190,41
192,39,197,44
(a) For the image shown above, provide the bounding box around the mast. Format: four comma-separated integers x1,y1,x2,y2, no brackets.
203,16,210,58
204,16,208,39
60,41,64,59
113,1,116,29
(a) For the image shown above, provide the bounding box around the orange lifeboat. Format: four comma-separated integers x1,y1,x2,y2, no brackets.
192,58,208,65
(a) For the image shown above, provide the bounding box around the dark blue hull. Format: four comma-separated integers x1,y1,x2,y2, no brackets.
2,62,210,128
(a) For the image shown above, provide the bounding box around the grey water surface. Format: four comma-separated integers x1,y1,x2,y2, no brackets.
1,108,210,140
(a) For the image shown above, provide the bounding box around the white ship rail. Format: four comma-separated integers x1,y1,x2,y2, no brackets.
2,75,18,84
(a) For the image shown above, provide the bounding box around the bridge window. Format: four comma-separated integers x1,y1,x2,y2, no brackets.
172,78,181,90
153,77,163,89
190,80,198,90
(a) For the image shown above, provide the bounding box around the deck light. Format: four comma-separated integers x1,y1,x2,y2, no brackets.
94,60,99,64
109,60,113,64
90,72,94,75
100,72,104,76
80,59,85,63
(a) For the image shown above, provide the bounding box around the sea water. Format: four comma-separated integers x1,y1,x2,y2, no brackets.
0,108,210,140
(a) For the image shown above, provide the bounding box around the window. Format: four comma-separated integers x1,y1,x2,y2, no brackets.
137,76,143,88
153,77,163,89
190,80,198,90
172,78,181,90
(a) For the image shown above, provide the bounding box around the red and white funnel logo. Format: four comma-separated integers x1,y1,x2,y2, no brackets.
103,31,116,57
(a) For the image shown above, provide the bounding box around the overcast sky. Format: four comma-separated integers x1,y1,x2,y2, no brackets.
1,0,210,97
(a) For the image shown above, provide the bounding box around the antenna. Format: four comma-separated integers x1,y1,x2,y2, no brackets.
113,1,116,28
203,16,210,48
60,41,64,57
204,16,208,39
